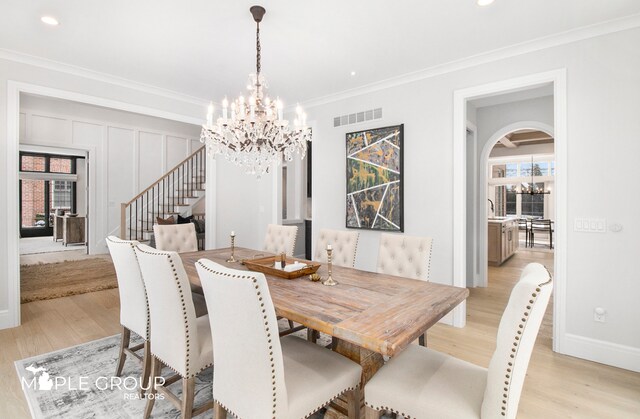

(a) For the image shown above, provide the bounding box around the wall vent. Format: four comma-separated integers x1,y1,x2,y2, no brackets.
334,108,382,127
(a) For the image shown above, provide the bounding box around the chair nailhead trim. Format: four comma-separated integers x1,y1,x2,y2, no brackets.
499,273,552,417
136,245,200,378
197,261,281,418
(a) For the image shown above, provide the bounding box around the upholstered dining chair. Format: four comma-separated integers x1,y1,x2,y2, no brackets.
153,223,208,316
308,228,360,343
106,236,151,395
195,258,363,419
377,233,433,346
135,244,214,419
263,223,298,256
263,223,299,332
314,228,360,267
364,263,552,419
153,223,198,253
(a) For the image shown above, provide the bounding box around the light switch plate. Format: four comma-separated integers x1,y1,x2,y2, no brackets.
574,218,607,233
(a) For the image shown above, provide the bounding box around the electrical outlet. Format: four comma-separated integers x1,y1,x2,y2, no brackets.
594,307,606,323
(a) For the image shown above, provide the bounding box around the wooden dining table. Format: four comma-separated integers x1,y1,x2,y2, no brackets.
181,247,469,418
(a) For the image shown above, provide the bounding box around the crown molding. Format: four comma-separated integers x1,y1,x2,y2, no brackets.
0,48,209,107
301,13,640,109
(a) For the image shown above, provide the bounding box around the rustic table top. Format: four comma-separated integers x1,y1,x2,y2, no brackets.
181,247,469,357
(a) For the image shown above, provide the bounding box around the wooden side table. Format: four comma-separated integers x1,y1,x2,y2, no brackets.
63,216,86,246
53,215,64,242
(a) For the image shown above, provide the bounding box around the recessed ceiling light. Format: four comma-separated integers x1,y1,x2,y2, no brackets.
350,71,356,76
477,0,495,5
41,16,59,26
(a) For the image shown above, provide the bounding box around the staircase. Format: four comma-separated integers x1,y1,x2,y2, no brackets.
120,146,206,242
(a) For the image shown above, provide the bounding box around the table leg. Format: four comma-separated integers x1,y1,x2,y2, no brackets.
324,338,384,419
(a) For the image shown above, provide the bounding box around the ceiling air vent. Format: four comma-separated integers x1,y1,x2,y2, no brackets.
334,108,382,127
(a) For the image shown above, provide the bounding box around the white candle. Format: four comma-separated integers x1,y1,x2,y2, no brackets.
249,96,256,119
231,231,235,237
206,102,214,126
222,97,228,119
277,99,283,121
327,244,332,251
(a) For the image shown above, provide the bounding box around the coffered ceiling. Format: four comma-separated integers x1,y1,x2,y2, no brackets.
1,1,639,105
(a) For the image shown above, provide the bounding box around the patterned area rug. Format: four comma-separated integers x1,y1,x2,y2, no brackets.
20,257,117,303
15,320,344,419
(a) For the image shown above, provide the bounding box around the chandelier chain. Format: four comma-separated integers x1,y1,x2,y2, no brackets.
256,23,261,75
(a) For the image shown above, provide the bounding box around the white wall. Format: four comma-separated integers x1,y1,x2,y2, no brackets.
307,27,640,370
214,160,275,252
19,94,201,254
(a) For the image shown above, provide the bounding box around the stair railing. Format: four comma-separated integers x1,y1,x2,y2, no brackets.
120,146,206,241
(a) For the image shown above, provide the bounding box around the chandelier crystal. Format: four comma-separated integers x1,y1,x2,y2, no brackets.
200,5,311,178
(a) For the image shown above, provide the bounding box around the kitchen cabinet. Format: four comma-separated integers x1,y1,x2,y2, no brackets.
488,218,519,266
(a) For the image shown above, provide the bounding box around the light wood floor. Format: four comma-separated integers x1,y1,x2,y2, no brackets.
1,250,638,418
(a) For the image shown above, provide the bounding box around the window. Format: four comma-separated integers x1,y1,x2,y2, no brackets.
494,184,517,217
51,181,73,208
521,182,545,217
49,157,73,173
492,163,518,178
21,155,46,172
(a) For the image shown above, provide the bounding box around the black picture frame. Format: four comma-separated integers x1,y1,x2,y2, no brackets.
345,124,404,232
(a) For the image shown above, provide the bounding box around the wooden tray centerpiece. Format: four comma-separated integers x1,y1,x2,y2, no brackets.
242,255,321,280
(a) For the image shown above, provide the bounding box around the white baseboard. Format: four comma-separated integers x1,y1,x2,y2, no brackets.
563,333,640,372
0,309,18,330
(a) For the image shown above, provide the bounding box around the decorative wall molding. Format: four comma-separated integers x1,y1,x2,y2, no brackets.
301,13,640,109
0,48,209,107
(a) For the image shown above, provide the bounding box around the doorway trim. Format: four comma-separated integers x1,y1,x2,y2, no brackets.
477,121,554,288
453,69,568,353
5,81,207,330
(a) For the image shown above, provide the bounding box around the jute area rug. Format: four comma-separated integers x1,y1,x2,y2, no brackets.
20,257,117,303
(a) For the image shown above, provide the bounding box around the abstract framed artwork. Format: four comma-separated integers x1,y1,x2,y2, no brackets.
346,124,404,232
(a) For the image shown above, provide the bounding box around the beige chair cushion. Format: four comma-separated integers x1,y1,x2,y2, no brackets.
263,224,298,256
195,259,361,419
314,229,359,267
135,244,212,378
366,345,487,418
282,335,362,419
377,233,433,281
153,223,198,253
106,236,148,340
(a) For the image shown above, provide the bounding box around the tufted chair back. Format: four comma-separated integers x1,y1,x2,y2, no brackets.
314,229,359,267
263,224,298,256
106,236,148,339
196,259,288,419
482,263,552,419
376,233,433,280
134,244,200,378
153,223,198,253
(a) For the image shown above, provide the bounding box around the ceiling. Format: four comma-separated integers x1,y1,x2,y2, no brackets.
494,129,554,149
1,1,639,105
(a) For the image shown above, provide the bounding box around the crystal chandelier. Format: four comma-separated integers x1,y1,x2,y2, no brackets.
200,5,312,178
